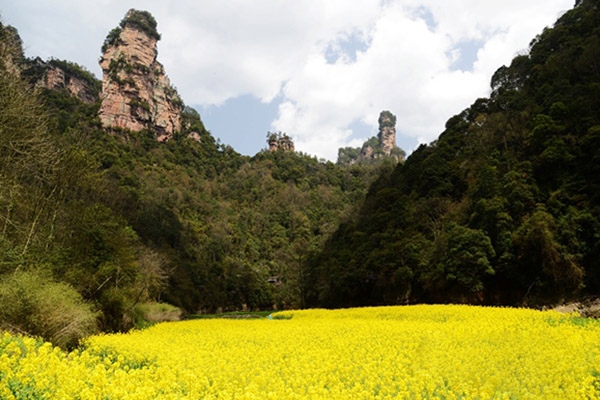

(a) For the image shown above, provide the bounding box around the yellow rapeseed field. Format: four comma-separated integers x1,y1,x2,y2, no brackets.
1,305,600,399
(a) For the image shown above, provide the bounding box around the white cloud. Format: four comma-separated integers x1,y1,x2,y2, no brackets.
272,0,573,159
0,0,573,160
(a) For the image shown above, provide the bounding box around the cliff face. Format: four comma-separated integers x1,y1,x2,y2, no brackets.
98,9,182,141
0,22,24,75
35,59,100,103
377,111,397,155
0,22,100,104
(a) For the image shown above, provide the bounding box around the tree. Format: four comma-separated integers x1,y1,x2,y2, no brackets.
0,58,59,260
441,224,496,296
512,208,584,301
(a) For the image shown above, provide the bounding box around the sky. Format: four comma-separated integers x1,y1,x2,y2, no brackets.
0,0,574,161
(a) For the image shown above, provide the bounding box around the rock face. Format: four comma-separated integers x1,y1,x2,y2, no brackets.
36,60,100,103
0,22,24,75
337,111,405,165
378,110,397,155
98,9,182,141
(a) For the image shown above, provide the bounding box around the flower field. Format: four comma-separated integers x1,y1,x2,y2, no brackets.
1,305,600,399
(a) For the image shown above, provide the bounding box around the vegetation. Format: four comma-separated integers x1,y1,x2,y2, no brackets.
47,59,101,93
0,16,381,344
186,310,273,319
267,130,295,151
1,0,600,346
2,305,600,398
0,21,24,71
101,27,122,53
0,271,98,349
120,9,161,42
101,9,161,54
309,0,600,307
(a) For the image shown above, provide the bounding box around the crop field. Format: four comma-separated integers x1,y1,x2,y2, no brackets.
1,305,600,399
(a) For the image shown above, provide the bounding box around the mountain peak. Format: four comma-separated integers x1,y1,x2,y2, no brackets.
337,110,405,165
98,9,182,141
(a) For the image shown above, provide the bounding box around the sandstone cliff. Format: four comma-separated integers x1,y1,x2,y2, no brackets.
0,22,24,75
33,59,100,104
98,9,183,141
337,111,405,165
377,111,397,155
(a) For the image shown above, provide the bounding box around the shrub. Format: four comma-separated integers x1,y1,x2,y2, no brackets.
0,270,98,349
134,301,182,328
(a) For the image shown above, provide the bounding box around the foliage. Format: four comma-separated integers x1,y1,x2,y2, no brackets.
0,21,25,71
1,0,599,341
0,270,98,349
338,111,405,165
133,302,181,328
0,44,178,341
310,0,600,307
2,305,600,398
120,9,161,41
266,130,294,151
0,31,376,329
101,27,122,53
101,9,161,54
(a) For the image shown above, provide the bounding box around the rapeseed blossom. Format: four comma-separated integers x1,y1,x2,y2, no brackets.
1,305,599,399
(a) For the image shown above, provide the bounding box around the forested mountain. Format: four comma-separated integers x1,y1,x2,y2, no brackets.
0,9,385,346
308,0,600,308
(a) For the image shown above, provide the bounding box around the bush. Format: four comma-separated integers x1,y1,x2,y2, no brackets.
0,270,98,349
134,302,181,328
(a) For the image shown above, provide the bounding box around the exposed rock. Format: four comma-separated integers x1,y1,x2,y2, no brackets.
35,60,100,103
360,145,374,159
337,111,405,165
98,9,182,141
0,22,25,75
0,22,101,105
187,131,202,142
267,131,295,152
378,110,397,155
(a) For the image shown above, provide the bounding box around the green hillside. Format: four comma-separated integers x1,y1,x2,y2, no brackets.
0,18,383,346
308,0,600,307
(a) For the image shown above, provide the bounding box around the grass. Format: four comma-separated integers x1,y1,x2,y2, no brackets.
186,310,274,319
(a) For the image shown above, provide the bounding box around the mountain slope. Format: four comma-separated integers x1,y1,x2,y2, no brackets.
308,0,600,307
0,11,382,343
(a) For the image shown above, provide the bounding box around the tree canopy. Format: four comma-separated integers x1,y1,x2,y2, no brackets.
307,0,600,307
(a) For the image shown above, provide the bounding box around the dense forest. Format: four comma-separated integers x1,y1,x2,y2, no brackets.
0,0,599,348
307,0,600,308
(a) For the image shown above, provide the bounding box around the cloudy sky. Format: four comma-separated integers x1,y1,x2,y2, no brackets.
1,0,573,160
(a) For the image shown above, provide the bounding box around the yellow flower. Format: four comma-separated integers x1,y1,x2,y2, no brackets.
1,305,600,399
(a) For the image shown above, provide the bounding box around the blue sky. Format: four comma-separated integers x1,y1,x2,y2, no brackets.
200,95,282,156
0,0,573,161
